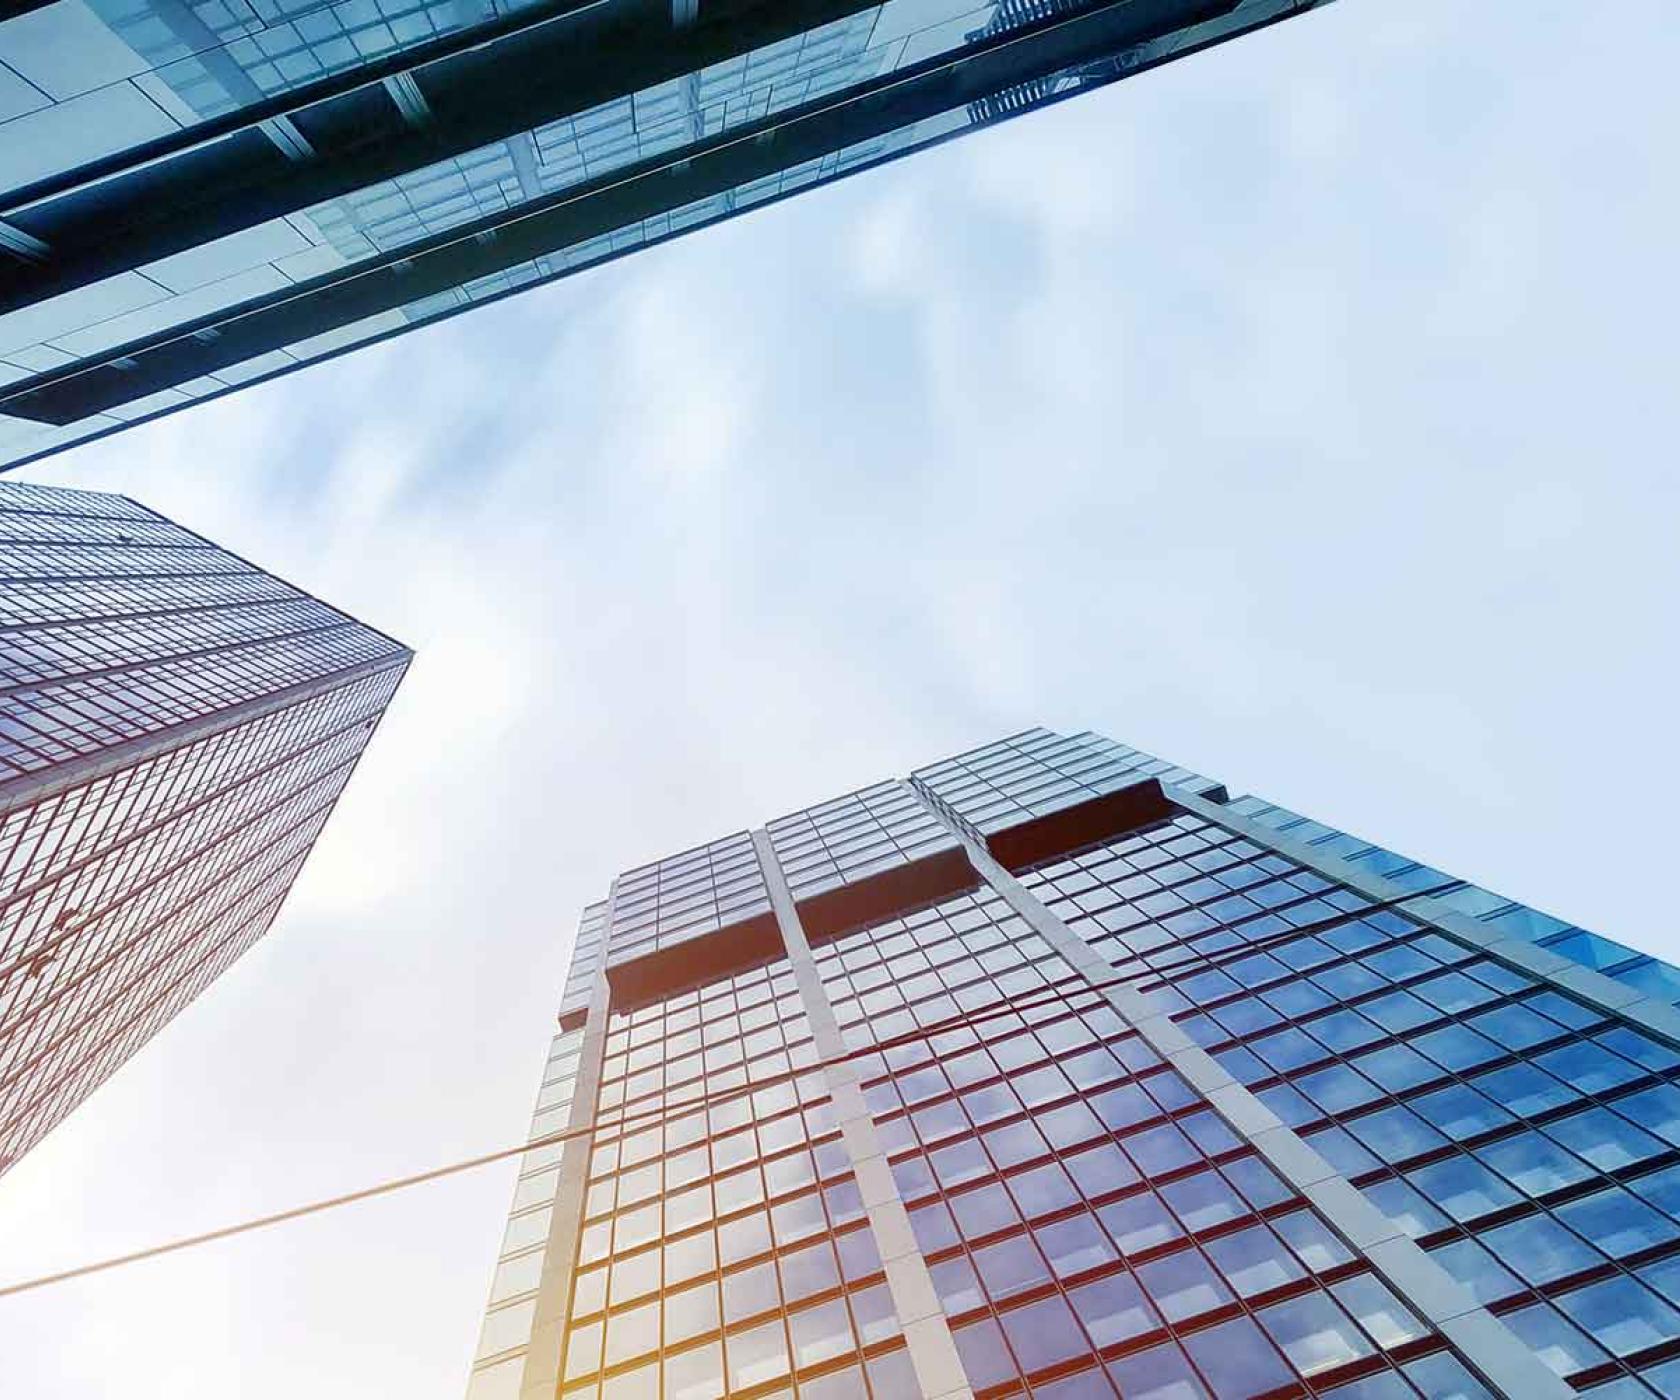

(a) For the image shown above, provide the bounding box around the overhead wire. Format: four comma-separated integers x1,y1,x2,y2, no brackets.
0,966,1123,1300
0,879,1426,1302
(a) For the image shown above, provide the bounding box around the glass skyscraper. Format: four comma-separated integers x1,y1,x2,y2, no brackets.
0,476,409,1172
466,727,1680,1400
1,0,1335,471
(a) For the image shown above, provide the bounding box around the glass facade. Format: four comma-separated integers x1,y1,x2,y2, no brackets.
1224,794,1680,1011
607,833,772,970
0,475,409,1171
1017,811,1680,1394
1,0,1338,471
768,779,955,905
563,955,911,1400
913,727,1223,842
470,727,1680,1398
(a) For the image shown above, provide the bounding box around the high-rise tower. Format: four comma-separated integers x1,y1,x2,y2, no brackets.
0,476,410,1171
0,0,1337,471
467,728,1680,1399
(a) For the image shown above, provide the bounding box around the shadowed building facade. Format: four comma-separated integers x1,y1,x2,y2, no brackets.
0,0,1337,471
466,727,1680,1400
0,476,409,1171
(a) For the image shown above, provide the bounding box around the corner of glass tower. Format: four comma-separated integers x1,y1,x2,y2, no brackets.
0,475,410,1172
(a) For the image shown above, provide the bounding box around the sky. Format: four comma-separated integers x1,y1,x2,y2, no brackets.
1,2,1678,1396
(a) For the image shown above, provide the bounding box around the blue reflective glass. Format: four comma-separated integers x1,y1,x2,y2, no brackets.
1181,1315,1294,1400
1615,1085,1680,1146
1136,1248,1232,1324
1345,1105,1449,1165
1255,1083,1319,1129
1364,1178,1451,1238
1099,1194,1183,1257
1429,1237,1522,1306
1503,1300,1613,1378
1273,1210,1354,1272
1121,1124,1200,1177
1467,1062,1575,1119
1630,1162,1680,1218
1414,972,1497,1014
1646,1359,1680,1392
1321,1374,1412,1400
1535,1041,1642,1095
1354,1044,1442,1093
1222,1157,1291,1211
1203,1225,1304,1297
1106,1342,1210,1400
953,1316,1019,1390
1035,1213,1119,1280
1596,1025,1680,1073
1064,1143,1139,1202
1555,1276,1680,1357
1525,990,1604,1031
1034,1367,1118,1400
1552,1189,1673,1257
1255,1291,1371,1377
973,1234,1050,1301
1160,1172,1245,1233
1362,991,1438,1034
1302,1125,1382,1178
1408,1157,1521,1223
1466,1003,1560,1052
1545,1107,1666,1172
1639,1254,1680,1308
1251,1027,1325,1073
1299,1064,1383,1116
1476,1131,1596,1197
1544,930,1641,971
1069,1271,1161,1349
999,1294,1089,1377
1413,1023,1503,1073
1215,998,1283,1038
1401,1351,1497,1400
1480,1214,1600,1285
1411,1083,1513,1140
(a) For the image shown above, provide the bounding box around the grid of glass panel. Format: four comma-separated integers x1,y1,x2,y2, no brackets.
812,883,1495,1399
468,1023,589,1400
606,833,771,968
0,478,408,779
767,778,957,903
0,662,404,1168
0,0,532,153
0,0,1335,470
1229,794,1680,1008
560,902,610,1017
1019,811,1680,1395
912,728,1221,841
562,957,916,1400
0,477,408,1171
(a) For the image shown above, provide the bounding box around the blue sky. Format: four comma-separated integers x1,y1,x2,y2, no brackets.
1,3,1677,1396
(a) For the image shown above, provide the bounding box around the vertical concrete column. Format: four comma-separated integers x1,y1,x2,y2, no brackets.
752,830,975,1400
519,891,618,1400
914,800,1568,1400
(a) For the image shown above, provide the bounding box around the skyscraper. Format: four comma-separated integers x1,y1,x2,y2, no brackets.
466,727,1680,1400
0,0,1336,472
0,476,410,1172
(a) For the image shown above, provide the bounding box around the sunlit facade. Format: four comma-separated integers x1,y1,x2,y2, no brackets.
467,727,1680,1399
0,0,1338,471
0,476,409,1171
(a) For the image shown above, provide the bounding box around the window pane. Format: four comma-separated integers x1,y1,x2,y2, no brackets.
1181,1315,1293,1400
1257,1293,1372,1377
